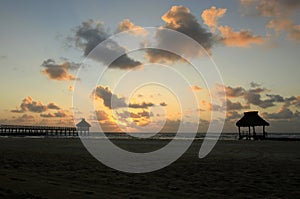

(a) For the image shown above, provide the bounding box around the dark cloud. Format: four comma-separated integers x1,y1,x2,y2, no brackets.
18,96,47,113
226,99,249,111
93,85,162,110
93,85,127,109
224,84,300,110
72,19,142,69
160,102,167,106
117,110,151,120
263,107,297,120
243,89,274,108
41,59,79,81
128,102,154,109
11,109,24,113
11,96,62,113
250,81,261,88
145,6,215,63
225,86,246,98
266,94,284,103
47,102,60,110
162,6,214,50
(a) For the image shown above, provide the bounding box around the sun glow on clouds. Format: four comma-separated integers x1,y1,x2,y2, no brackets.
1,2,300,132
91,84,182,132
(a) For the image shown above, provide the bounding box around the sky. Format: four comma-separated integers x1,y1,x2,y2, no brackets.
0,0,300,133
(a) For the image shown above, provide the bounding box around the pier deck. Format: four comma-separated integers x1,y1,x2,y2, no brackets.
0,124,78,136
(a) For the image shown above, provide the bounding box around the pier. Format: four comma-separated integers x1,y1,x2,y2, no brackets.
0,124,78,136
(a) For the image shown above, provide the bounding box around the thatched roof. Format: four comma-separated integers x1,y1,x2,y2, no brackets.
76,118,91,127
236,111,269,127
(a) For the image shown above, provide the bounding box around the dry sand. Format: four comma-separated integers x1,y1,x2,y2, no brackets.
0,137,299,199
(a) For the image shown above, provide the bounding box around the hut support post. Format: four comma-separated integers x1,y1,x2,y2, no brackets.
253,126,256,140
238,126,241,139
263,125,266,138
248,126,251,140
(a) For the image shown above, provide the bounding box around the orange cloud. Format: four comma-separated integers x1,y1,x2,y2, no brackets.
191,85,202,92
200,5,266,47
41,59,79,81
239,0,300,41
267,19,300,41
116,19,147,36
201,6,227,32
68,85,74,91
218,26,266,47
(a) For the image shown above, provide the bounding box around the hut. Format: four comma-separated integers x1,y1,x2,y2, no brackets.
76,118,91,134
236,111,269,140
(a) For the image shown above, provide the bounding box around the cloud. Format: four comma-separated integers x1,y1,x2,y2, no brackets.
72,19,142,69
13,96,47,113
117,110,152,120
162,5,214,50
218,26,266,47
47,102,60,110
128,102,154,109
200,6,266,47
263,107,298,120
292,96,300,107
191,85,203,91
11,96,61,113
68,85,74,91
226,99,250,111
225,86,246,98
95,110,109,121
41,59,79,81
250,81,261,88
40,110,68,118
226,111,242,120
93,85,127,109
267,19,300,41
116,19,148,36
243,88,276,108
93,85,161,110
145,6,215,63
239,0,300,41
265,94,284,103
201,6,227,32
224,83,300,110
160,102,167,106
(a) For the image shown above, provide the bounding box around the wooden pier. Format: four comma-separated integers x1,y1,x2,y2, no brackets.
0,124,78,136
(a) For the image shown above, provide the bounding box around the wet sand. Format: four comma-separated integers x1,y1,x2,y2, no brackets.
0,137,299,198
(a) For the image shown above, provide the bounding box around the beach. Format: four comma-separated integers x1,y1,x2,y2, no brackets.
0,137,299,199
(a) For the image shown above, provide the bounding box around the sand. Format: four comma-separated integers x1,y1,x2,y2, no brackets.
0,137,299,199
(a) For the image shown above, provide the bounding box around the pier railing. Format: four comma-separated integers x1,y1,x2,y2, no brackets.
0,124,78,136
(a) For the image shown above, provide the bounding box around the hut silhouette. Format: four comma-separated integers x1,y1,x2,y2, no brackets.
76,118,91,134
236,111,269,140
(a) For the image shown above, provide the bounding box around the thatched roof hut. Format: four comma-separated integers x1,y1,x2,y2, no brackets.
236,111,269,140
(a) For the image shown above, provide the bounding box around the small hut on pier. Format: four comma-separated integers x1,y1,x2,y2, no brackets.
236,111,269,140
76,118,91,134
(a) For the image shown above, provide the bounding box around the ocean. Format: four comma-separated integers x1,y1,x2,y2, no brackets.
2,132,299,140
